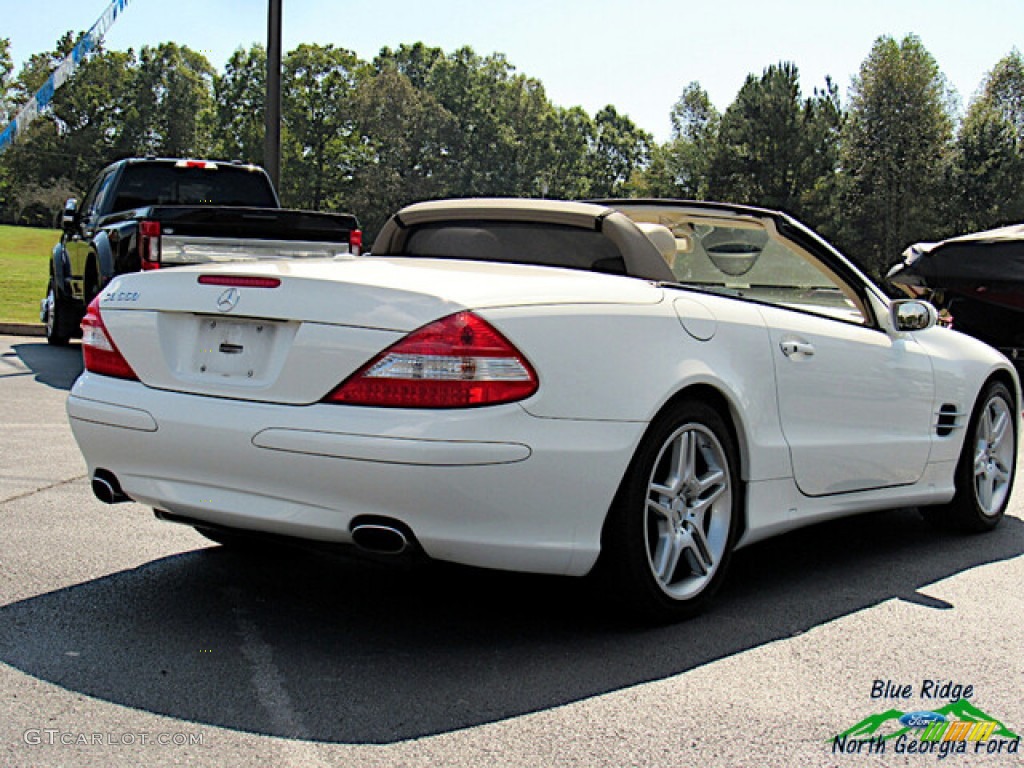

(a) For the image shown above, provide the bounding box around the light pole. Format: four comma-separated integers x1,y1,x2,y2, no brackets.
265,0,282,191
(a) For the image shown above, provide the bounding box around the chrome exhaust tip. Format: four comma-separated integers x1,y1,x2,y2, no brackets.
351,523,410,555
92,469,130,504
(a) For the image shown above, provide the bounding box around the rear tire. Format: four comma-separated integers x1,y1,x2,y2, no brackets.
921,381,1017,532
44,279,72,346
599,399,741,622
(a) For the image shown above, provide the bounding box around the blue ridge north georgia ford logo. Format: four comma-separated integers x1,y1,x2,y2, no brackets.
832,680,1020,760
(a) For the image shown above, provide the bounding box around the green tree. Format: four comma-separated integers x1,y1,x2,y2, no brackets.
949,51,1024,231
48,45,137,178
374,46,581,199
588,105,651,198
710,62,837,217
796,77,845,239
636,82,719,198
1,32,136,223
348,64,457,237
0,37,13,125
130,42,216,157
840,35,955,276
372,45,644,202
3,34,79,198
280,43,367,210
981,49,1024,137
423,47,550,197
0,37,16,219
213,45,267,164
540,105,595,200
375,42,444,90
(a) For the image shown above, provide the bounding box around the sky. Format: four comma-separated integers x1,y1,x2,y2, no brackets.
3,0,1022,142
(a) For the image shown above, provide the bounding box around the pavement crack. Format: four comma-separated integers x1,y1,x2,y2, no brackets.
0,474,88,506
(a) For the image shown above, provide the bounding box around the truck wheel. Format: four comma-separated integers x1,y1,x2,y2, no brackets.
44,279,72,346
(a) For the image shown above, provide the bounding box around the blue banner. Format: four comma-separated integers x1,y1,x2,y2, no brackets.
0,0,130,154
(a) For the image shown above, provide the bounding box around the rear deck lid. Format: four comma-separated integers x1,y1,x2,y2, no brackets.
96,257,662,403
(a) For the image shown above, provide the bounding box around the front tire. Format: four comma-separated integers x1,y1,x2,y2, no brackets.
922,381,1017,532
600,399,741,622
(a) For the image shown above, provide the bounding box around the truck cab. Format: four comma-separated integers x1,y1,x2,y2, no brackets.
42,158,359,345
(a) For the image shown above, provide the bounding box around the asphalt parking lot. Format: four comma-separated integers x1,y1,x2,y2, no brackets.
1,333,1022,767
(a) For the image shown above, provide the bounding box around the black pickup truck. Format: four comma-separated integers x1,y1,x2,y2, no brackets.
42,157,362,345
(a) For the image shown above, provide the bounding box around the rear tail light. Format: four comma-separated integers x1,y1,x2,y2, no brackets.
81,296,139,381
349,229,363,255
325,311,538,408
139,220,161,270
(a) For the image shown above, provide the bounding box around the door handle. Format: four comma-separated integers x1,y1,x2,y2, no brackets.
781,340,815,358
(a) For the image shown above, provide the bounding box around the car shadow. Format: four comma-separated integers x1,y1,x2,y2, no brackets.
9,341,83,390
0,508,1021,744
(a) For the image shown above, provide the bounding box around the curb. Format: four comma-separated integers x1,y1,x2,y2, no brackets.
0,322,46,337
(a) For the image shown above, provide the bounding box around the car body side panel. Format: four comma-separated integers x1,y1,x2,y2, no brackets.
738,462,957,548
758,304,935,495
909,324,1021,464
484,293,793,484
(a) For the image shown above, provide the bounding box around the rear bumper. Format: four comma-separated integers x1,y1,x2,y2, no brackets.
68,373,646,576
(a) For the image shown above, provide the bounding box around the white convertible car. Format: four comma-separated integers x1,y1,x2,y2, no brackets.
68,198,1019,620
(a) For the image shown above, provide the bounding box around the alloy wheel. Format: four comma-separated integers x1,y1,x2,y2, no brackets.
644,423,733,600
973,394,1014,516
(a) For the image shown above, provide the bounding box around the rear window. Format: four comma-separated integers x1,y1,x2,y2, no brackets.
400,222,626,274
110,164,278,212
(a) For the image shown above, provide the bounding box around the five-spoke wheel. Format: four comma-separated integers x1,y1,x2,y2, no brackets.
971,391,1014,517
601,399,740,621
922,380,1017,532
644,422,733,601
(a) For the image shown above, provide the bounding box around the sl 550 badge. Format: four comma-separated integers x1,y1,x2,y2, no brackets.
103,289,140,302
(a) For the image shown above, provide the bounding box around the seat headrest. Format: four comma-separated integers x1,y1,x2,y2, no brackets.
635,222,677,265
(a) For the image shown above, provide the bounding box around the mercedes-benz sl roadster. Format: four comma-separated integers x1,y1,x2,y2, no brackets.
68,198,1019,620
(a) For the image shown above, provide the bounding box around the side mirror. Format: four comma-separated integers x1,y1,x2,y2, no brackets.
891,299,938,332
61,198,78,233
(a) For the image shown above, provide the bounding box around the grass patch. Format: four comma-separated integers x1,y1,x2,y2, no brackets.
0,224,58,324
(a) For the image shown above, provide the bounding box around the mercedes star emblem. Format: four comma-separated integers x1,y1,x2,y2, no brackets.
216,287,240,313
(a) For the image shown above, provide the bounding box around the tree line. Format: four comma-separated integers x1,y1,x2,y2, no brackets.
1,32,1022,279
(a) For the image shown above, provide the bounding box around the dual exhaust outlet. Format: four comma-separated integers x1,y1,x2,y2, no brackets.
91,469,414,556
349,521,412,555
91,469,131,505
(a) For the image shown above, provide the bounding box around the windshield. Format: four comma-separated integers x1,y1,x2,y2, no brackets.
610,203,869,325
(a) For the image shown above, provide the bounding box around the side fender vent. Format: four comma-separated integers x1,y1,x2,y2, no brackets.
935,403,965,437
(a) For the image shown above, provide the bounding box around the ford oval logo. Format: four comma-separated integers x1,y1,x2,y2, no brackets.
216,287,240,313
899,711,946,729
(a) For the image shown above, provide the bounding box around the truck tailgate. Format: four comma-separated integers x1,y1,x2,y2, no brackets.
135,206,361,264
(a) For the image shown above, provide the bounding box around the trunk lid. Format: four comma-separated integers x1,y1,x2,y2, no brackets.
96,257,662,404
